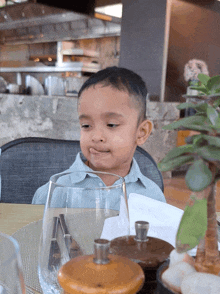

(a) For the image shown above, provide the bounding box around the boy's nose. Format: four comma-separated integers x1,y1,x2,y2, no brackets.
91,128,106,143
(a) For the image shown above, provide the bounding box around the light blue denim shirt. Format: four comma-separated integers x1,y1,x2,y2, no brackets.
32,152,166,205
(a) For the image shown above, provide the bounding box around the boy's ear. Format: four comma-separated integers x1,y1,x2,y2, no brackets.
136,119,153,145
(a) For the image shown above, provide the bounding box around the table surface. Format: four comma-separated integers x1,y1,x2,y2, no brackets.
0,203,44,235
0,204,45,294
0,203,220,236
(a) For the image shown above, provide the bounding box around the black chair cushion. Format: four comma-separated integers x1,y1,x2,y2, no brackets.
0,138,81,204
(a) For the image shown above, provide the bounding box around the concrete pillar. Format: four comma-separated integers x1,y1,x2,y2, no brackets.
119,0,169,101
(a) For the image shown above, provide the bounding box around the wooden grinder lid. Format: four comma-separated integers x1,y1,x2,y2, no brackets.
110,221,174,269
58,239,145,294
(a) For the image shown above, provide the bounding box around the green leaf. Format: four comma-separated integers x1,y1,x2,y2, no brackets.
214,118,220,130
176,197,207,253
189,80,200,87
190,86,208,95
207,75,220,94
177,102,208,114
207,106,219,126
198,73,210,86
207,93,220,98
202,134,220,147
213,98,220,108
192,134,205,146
185,160,213,191
210,88,220,95
177,102,199,110
196,145,220,162
194,103,209,113
158,155,194,172
163,115,206,130
160,145,195,163
184,124,213,133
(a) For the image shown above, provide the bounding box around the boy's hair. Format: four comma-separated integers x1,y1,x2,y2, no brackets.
78,66,147,123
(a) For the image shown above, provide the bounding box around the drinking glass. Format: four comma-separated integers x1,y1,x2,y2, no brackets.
38,171,129,294
0,232,26,294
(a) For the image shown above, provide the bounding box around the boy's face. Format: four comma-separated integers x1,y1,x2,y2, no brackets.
78,84,152,177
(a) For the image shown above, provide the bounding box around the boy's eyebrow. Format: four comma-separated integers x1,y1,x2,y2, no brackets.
102,112,124,119
79,112,124,120
78,114,91,120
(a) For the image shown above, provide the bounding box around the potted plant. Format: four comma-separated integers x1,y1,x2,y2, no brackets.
157,73,220,292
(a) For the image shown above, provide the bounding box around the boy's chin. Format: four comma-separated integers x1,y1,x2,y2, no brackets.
88,161,116,173
89,163,110,172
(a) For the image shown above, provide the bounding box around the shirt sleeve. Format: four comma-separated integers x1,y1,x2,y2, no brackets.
32,182,49,205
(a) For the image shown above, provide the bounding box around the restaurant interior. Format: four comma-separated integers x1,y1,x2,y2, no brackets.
0,0,220,293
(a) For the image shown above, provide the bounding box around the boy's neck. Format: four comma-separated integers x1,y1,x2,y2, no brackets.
85,160,131,186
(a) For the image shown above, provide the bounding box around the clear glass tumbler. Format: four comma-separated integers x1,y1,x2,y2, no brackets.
0,232,26,294
38,171,129,294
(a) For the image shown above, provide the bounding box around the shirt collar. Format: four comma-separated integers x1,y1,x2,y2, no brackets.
124,157,148,188
68,152,147,188
68,152,96,183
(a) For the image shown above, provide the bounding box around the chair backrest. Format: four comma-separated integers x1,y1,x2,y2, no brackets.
134,146,164,192
0,137,163,204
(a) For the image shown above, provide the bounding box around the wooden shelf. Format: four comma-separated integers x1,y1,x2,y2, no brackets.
0,62,100,73
61,48,99,58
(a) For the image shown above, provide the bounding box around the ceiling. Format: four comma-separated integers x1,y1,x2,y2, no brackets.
0,1,121,45
0,0,215,45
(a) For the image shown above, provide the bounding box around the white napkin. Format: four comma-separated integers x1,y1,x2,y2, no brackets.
128,193,183,247
101,193,220,256
129,193,220,256
101,193,183,245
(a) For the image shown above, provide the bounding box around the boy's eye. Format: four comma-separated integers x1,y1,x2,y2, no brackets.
107,123,119,128
81,124,90,129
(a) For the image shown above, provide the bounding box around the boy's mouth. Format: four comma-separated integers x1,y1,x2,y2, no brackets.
89,147,110,154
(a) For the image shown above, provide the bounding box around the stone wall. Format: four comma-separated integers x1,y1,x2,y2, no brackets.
144,100,179,163
0,94,80,145
0,94,179,164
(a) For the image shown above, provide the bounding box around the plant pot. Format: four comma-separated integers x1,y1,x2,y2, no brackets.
156,260,178,294
137,265,164,294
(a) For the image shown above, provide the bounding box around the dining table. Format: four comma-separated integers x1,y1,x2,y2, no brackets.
1,203,220,294
0,203,45,294
0,203,44,235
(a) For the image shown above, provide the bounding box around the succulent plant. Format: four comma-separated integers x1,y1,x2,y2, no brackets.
158,73,220,275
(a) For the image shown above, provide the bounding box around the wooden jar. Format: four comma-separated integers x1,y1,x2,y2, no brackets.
58,239,145,294
110,221,174,293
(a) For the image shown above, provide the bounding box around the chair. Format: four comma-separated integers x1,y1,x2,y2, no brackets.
0,137,163,204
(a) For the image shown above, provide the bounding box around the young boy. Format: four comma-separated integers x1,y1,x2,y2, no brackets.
32,66,165,204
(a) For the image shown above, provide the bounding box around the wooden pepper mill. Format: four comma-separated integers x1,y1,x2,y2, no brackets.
58,238,145,294
110,221,174,294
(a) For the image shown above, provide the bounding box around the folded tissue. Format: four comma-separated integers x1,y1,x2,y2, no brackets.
101,193,220,256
